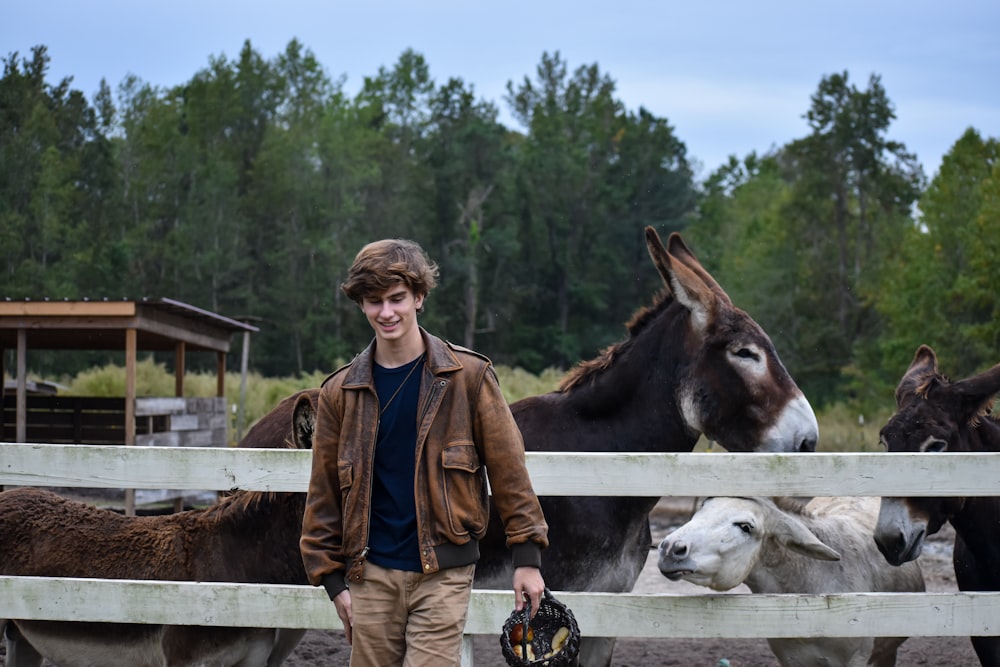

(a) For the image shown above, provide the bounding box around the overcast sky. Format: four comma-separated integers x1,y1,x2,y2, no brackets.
5,1,998,179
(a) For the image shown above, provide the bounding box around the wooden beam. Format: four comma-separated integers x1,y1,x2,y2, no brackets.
237,330,251,442
1,577,999,640
124,328,137,516
16,329,26,443
3,448,1000,498
0,302,136,317
172,340,188,513
174,342,185,397
216,352,225,398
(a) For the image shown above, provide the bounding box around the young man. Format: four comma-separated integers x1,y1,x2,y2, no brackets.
300,238,548,667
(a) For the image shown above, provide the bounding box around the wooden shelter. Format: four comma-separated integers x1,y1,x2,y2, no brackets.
0,298,258,513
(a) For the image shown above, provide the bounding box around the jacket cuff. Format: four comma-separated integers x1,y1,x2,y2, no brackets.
321,572,348,600
511,541,542,569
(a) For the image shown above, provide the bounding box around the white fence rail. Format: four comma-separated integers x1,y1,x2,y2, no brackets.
2,443,999,661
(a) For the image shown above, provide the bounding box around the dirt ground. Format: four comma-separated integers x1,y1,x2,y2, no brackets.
283,498,978,667
2,496,978,667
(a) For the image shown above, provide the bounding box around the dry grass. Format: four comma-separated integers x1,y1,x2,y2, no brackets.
20,361,888,452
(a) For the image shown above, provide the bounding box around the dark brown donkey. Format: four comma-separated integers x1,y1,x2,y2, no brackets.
478,226,819,666
0,390,318,667
874,345,1000,667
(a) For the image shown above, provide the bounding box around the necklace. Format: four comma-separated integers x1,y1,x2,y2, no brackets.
379,353,425,417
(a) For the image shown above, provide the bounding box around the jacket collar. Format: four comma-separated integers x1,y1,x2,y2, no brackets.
342,328,462,388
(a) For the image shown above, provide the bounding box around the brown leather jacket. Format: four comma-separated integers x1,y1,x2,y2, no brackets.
300,329,548,599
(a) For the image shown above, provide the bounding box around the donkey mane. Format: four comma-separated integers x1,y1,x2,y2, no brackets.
912,373,996,426
559,290,674,392
208,488,279,519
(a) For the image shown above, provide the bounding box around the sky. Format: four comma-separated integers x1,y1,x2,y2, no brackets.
4,1,999,180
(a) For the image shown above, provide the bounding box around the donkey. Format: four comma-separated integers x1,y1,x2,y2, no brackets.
472,226,818,665
659,496,924,666
0,390,318,667
873,344,1000,666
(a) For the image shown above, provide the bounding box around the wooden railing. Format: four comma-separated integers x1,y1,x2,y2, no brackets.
2,444,999,666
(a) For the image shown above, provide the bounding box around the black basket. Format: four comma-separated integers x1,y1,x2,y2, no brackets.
499,588,580,667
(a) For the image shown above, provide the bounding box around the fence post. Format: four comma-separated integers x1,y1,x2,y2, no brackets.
461,635,475,666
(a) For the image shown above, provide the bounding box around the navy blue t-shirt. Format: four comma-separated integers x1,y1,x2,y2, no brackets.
367,355,424,572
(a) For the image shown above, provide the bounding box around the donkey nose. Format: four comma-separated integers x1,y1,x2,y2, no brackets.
797,434,817,453
659,538,688,560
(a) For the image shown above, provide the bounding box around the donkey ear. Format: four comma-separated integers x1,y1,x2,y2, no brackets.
292,392,317,450
896,345,939,407
665,232,732,305
644,226,717,333
771,512,841,562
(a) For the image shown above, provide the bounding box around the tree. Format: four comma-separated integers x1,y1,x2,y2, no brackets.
688,154,805,370
781,72,923,406
603,106,697,321
418,77,511,350
0,46,117,296
245,39,340,374
876,128,1000,383
502,52,697,369
353,48,435,240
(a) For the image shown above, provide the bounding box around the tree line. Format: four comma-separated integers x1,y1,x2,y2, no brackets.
1,40,997,412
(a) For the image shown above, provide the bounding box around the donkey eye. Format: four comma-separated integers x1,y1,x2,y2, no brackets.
733,348,759,361
920,438,947,453
735,522,753,534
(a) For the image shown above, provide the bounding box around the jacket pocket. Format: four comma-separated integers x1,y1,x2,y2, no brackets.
441,442,487,537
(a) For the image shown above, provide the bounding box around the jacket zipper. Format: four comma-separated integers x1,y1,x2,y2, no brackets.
354,388,379,576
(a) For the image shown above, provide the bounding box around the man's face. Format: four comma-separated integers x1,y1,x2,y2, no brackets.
360,284,424,344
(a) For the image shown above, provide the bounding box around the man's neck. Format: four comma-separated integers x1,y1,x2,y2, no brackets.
374,332,426,368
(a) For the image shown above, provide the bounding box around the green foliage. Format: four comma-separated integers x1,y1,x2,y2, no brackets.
3,42,996,418
501,51,695,370
875,128,1000,382
65,358,176,397
0,46,121,297
692,73,929,410
55,360,560,443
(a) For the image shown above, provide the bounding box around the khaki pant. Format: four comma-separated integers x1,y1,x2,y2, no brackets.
348,561,476,667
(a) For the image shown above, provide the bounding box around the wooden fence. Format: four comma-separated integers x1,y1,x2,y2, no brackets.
2,443,999,666
1,396,226,447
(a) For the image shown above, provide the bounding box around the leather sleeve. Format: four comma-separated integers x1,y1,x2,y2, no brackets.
300,380,349,587
474,364,549,551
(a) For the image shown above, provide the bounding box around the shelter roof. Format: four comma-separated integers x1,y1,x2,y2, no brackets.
0,298,258,353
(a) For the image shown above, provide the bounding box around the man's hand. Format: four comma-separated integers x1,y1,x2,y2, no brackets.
513,566,545,618
333,589,353,644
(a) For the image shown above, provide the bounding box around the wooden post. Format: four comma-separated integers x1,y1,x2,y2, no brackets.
174,341,185,397
216,352,225,398
237,330,250,442
16,329,26,443
172,340,186,512
124,328,137,516
1,345,4,491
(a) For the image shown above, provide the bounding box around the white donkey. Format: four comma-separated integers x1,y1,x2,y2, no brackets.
657,496,924,667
